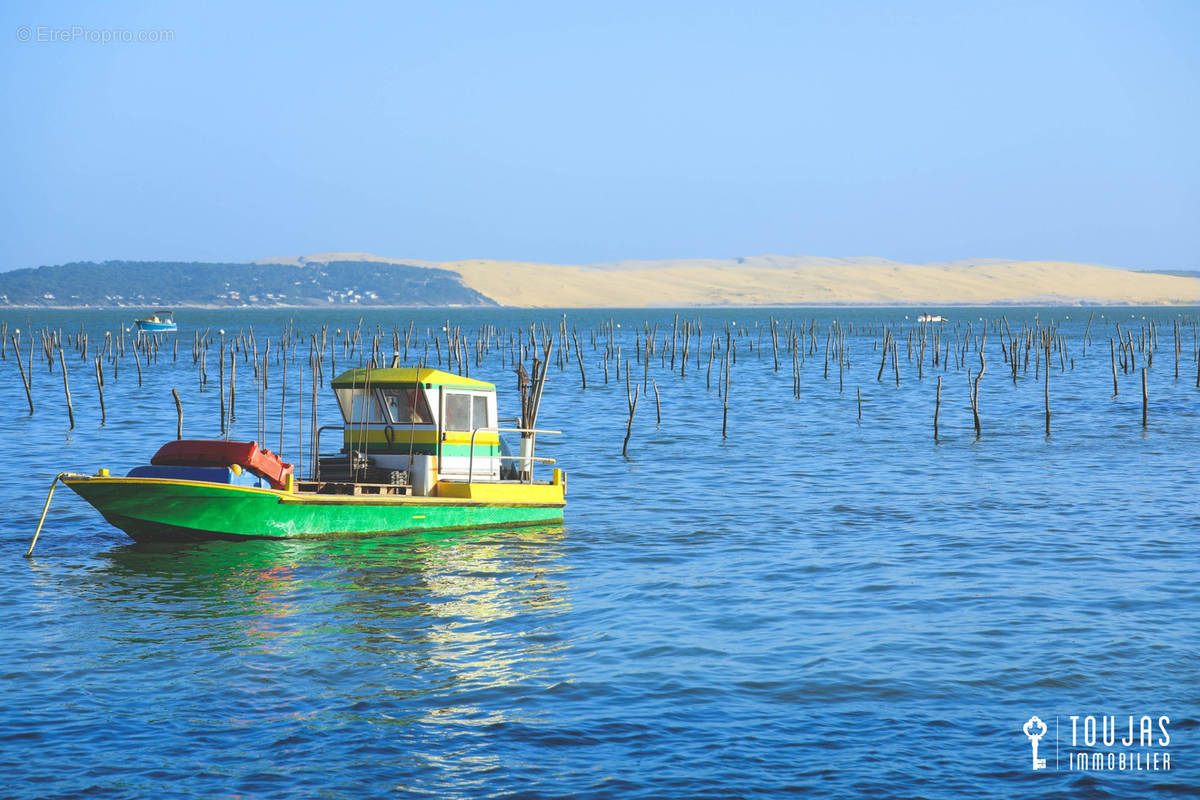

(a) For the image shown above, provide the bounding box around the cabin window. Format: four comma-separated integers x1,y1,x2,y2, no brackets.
443,391,494,431
379,388,432,424
444,393,472,431
335,388,384,424
472,395,489,429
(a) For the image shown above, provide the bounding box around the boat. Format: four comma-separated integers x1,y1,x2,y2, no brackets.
134,310,177,332
917,313,948,323
48,367,565,544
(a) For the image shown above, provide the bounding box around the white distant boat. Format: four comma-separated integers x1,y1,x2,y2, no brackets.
134,310,177,332
917,313,948,323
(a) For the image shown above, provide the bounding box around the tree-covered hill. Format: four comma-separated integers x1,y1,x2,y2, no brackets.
0,260,496,307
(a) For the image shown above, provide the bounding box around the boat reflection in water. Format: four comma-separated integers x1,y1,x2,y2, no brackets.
87,525,571,734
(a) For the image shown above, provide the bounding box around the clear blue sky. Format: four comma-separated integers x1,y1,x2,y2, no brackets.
1,0,1196,270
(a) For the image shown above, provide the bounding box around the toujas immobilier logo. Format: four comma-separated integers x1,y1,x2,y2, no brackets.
1023,714,1172,772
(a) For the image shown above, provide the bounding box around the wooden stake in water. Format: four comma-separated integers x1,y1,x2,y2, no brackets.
823,327,831,380
971,351,986,438
57,347,74,430
934,375,941,441
876,330,890,382
771,320,779,372
670,314,679,372
1174,320,1180,379
622,363,639,457
792,337,801,399
722,331,731,439
1142,367,1148,429
172,388,183,439
13,334,33,414
219,342,226,436
918,327,925,380
1044,332,1051,436
229,348,236,430
893,339,900,387
1110,339,1119,396
572,328,587,389
94,358,105,425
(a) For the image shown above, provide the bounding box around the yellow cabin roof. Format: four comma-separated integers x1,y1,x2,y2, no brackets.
330,367,495,391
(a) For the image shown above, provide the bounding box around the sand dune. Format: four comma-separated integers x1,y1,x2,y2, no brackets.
260,253,1200,307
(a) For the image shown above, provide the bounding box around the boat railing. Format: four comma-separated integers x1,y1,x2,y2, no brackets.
469,427,561,485
311,424,560,485
313,425,347,482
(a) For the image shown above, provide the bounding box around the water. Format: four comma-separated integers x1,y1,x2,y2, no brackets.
2,308,1198,798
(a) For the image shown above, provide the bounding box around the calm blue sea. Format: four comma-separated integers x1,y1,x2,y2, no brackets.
1,307,1197,799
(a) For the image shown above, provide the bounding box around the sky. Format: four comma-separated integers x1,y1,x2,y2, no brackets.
1,0,1197,271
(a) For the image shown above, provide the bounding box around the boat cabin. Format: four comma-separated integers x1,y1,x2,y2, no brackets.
328,367,503,483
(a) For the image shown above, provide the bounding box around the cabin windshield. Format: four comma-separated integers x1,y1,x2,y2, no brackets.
335,388,384,424
379,388,432,424
335,386,434,425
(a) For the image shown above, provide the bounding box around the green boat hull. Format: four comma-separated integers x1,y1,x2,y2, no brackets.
63,476,564,543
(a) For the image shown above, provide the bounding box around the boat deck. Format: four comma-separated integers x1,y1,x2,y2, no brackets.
295,480,411,496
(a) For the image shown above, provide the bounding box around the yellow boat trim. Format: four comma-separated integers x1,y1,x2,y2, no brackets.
63,475,284,497
435,481,565,504
342,429,500,446
331,367,495,391
442,431,500,445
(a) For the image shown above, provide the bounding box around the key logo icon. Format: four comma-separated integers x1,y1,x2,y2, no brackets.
1023,716,1048,770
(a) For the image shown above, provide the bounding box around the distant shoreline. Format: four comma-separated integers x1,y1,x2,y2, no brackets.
4,253,1198,308
4,300,1199,312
